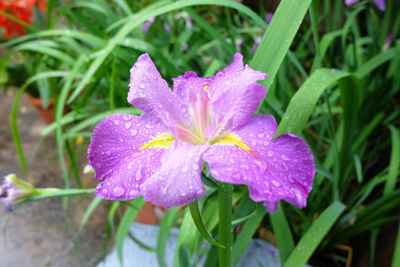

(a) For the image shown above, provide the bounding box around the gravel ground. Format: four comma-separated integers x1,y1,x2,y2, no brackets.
0,89,108,267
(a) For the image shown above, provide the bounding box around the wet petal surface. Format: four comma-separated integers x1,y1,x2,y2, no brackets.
252,134,315,212
128,54,189,129
207,53,268,133
88,114,172,200
142,141,208,209
204,115,276,184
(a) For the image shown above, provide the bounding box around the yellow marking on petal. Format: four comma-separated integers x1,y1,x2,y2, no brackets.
139,134,175,151
211,134,252,152
203,85,208,91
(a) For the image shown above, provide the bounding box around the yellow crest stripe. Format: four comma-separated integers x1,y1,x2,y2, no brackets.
211,134,251,152
139,134,175,151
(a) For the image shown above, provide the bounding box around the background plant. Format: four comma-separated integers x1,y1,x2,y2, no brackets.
1,0,399,266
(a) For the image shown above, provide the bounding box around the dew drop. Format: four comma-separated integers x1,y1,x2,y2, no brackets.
281,154,289,161
123,114,130,120
114,120,119,125
145,124,154,129
130,129,138,136
181,164,188,173
129,190,137,196
257,133,264,139
125,122,132,129
139,83,145,88
113,186,125,196
136,168,142,181
271,180,280,187
251,140,257,146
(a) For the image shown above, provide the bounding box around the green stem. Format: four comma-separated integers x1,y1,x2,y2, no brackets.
218,182,232,267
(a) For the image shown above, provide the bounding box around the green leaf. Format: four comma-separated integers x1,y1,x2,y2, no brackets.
251,0,312,97
276,68,355,136
392,223,400,267
232,207,265,266
383,126,400,196
188,201,225,248
157,207,180,267
78,196,102,232
11,71,72,176
270,205,295,263
283,201,346,267
116,197,145,265
68,0,267,104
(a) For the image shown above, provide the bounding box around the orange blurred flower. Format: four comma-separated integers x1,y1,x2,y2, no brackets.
0,0,47,39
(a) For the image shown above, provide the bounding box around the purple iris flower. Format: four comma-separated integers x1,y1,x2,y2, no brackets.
265,12,273,25
345,0,386,11
0,174,35,211
142,17,155,35
88,53,315,212
383,32,393,50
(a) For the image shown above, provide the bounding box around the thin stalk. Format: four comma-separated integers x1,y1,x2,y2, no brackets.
218,182,232,267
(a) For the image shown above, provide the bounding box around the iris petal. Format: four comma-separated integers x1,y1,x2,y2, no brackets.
207,53,268,133
254,134,315,212
128,54,190,130
88,114,172,200
142,141,208,209
204,115,314,212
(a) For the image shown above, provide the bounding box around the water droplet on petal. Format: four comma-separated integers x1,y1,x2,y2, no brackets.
181,164,188,173
139,83,145,88
257,133,264,139
136,168,142,181
113,186,125,196
271,180,280,187
145,124,154,129
123,114,130,120
125,122,132,129
130,129,137,136
281,154,289,161
114,120,119,125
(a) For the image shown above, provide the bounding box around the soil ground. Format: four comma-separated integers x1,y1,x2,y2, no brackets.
0,89,109,266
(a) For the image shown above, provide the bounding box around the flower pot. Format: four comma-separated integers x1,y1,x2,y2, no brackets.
27,96,55,124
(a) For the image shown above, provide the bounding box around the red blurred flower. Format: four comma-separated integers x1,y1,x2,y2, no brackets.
0,0,47,39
